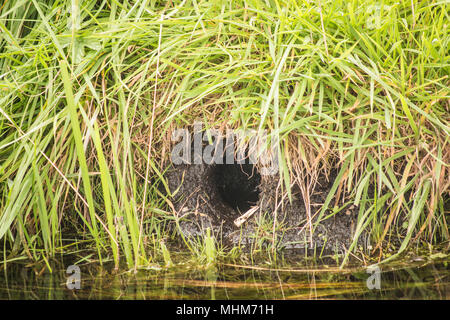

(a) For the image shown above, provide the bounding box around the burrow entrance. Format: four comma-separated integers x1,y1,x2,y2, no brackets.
213,163,261,213
165,139,359,252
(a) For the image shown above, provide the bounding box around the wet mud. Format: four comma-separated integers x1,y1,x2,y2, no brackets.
165,161,366,254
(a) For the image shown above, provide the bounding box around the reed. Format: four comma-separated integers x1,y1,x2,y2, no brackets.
0,0,448,269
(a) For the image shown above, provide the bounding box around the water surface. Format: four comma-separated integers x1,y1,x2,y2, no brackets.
1,257,448,299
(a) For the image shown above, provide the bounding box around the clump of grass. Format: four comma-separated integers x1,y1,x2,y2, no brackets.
203,228,217,266
0,0,448,269
159,240,173,268
170,227,220,267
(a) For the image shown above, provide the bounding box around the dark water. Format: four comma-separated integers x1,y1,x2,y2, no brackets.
0,257,448,299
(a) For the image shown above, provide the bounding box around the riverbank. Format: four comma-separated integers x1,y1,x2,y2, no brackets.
0,0,448,269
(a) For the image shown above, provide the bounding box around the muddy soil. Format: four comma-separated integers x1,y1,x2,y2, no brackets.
165,162,366,254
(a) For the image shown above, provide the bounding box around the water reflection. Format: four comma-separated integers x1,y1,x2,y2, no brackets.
0,259,448,299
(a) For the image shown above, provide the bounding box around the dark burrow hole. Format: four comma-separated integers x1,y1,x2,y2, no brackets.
213,163,261,213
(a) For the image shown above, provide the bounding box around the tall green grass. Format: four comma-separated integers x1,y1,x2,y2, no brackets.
0,0,448,269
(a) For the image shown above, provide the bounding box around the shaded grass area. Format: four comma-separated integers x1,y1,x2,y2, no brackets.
0,0,448,270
